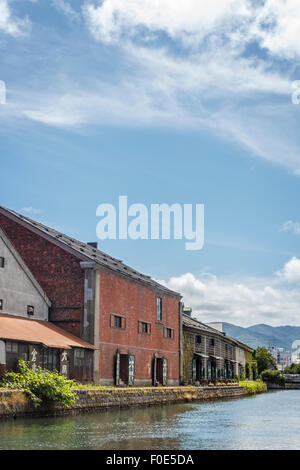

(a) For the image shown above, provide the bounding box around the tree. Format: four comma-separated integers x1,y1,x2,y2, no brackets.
284,363,300,374
254,347,277,374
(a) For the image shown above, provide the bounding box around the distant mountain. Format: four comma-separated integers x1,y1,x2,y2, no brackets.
208,322,300,350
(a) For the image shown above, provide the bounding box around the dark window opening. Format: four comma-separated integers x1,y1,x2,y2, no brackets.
0,299,2,310
27,305,34,315
110,314,126,329
165,327,174,339
141,322,150,334
210,338,215,346
196,335,202,344
0,257,4,268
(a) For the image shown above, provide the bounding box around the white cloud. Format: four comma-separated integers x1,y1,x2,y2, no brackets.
83,0,250,46
277,257,300,284
0,0,29,36
157,267,300,326
51,0,80,22
252,0,300,60
281,221,300,235
83,0,300,61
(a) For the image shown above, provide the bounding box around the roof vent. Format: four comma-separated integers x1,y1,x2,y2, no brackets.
183,307,192,317
87,242,98,249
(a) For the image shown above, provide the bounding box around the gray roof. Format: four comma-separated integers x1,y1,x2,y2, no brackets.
182,314,226,335
183,314,254,351
0,206,181,298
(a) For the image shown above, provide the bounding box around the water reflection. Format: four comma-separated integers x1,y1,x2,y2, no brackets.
0,391,299,450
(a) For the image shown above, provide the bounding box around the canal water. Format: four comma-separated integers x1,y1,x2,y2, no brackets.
0,390,299,450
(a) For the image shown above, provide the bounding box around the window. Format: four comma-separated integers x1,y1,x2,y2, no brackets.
74,348,85,359
5,342,18,353
139,321,151,334
0,257,4,268
74,348,85,366
110,314,126,329
210,338,215,347
157,297,162,321
196,335,202,344
0,299,2,310
27,305,34,315
164,327,174,339
226,344,232,353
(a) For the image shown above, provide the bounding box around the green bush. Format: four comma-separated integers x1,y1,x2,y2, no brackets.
284,363,300,374
239,380,267,395
260,369,285,386
0,360,77,408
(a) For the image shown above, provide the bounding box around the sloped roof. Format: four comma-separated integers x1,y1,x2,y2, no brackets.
0,314,96,350
183,314,226,335
0,206,181,298
183,314,254,351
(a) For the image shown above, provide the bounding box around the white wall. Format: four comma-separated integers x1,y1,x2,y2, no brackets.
0,236,49,321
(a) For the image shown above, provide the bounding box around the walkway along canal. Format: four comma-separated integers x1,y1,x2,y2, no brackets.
0,390,299,450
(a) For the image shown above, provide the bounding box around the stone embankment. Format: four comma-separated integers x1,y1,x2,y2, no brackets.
0,385,248,419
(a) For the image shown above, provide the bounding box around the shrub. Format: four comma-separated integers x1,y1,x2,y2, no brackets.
260,370,285,386
239,380,267,395
0,360,77,408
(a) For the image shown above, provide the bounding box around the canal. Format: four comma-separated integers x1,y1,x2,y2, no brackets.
0,390,299,450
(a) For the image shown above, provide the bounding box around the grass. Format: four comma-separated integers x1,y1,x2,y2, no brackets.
72,383,109,390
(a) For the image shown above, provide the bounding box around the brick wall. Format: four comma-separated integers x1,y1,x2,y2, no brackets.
0,214,84,337
98,270,181,385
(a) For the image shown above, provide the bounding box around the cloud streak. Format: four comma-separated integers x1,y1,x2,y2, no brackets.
0,0,29,36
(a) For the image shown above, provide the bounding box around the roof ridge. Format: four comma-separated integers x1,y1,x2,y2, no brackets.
0,206,181,298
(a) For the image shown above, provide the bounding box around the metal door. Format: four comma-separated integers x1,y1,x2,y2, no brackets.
128,355,135,386
162,358,168,386
115,352,120,386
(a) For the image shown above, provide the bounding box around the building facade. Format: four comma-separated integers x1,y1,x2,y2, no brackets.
0,226,95,381
182,313,253,383
268,346,292,371
0,206,182,386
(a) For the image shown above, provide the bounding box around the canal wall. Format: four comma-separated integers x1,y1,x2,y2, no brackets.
267,382,300,390
0,385,248,419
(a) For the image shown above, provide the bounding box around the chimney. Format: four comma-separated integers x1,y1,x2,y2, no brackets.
87,242,98,249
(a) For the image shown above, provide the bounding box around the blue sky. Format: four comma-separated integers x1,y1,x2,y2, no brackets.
1,0,300,326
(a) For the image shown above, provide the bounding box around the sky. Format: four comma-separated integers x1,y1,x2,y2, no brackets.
1,0,300,327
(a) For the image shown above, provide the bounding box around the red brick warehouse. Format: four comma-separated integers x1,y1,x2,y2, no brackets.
0,206,182,386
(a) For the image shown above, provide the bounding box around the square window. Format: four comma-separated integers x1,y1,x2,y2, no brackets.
114,315,122,328
0,257,4,268
27,305,34,315
165,328,173,339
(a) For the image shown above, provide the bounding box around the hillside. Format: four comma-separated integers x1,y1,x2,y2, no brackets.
208,322,300,350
